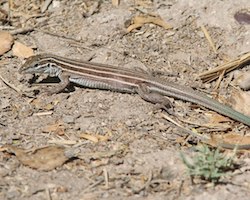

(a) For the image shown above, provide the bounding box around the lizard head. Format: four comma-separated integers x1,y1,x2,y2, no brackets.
19,54,53,74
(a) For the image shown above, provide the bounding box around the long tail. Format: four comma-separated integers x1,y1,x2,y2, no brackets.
153,81,250,126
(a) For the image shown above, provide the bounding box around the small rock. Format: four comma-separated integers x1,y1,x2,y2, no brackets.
0,31,14,55
235,72,250,90
12,41,34,58
62,115,75,124
125,119,133,127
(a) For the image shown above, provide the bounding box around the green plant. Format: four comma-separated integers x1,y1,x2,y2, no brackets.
180,145,236,183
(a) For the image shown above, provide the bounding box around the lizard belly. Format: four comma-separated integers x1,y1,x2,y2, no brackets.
69,77,137,93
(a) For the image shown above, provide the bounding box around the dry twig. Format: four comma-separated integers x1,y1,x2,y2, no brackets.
199,52,250,82
0,74,22,93
201,25,217,54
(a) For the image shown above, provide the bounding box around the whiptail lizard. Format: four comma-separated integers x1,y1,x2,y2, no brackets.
19,53,250,127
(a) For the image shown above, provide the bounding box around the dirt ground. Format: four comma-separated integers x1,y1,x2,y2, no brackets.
1,0,250,199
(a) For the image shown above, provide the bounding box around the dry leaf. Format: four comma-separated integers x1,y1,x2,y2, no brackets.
12,41,34,58
44,103,55,110
221,134,250,145
196,113,232,130
127,15,172,32
0,31,14,55
43,121,65,135
4,145,69,171
229,90,250,116
208,133,250,150
97,134,109,142
30,99,57,110
79,133,99,143
205,112,232,124
80,133,109,143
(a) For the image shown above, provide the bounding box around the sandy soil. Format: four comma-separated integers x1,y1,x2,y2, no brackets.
1,0,250,199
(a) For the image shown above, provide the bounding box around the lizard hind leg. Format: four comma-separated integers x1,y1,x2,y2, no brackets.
137,83,173,113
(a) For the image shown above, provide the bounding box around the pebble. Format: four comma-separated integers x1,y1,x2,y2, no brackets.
62,115,75,124
0,31,13,55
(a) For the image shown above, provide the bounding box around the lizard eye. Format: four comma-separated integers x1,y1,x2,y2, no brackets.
33,63,40,69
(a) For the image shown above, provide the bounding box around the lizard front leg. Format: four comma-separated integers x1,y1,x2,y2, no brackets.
45,72,71,94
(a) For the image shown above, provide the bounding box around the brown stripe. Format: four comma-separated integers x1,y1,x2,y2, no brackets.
37,55,151,85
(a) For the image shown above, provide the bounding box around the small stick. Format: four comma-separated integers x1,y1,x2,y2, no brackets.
199,52,250,82
201,25,217,54
41,0,53,13
214,69,225,90
160,113,210,142
82,178,104,193
103,168,109,189
0,74,22,93
33,111,53,116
